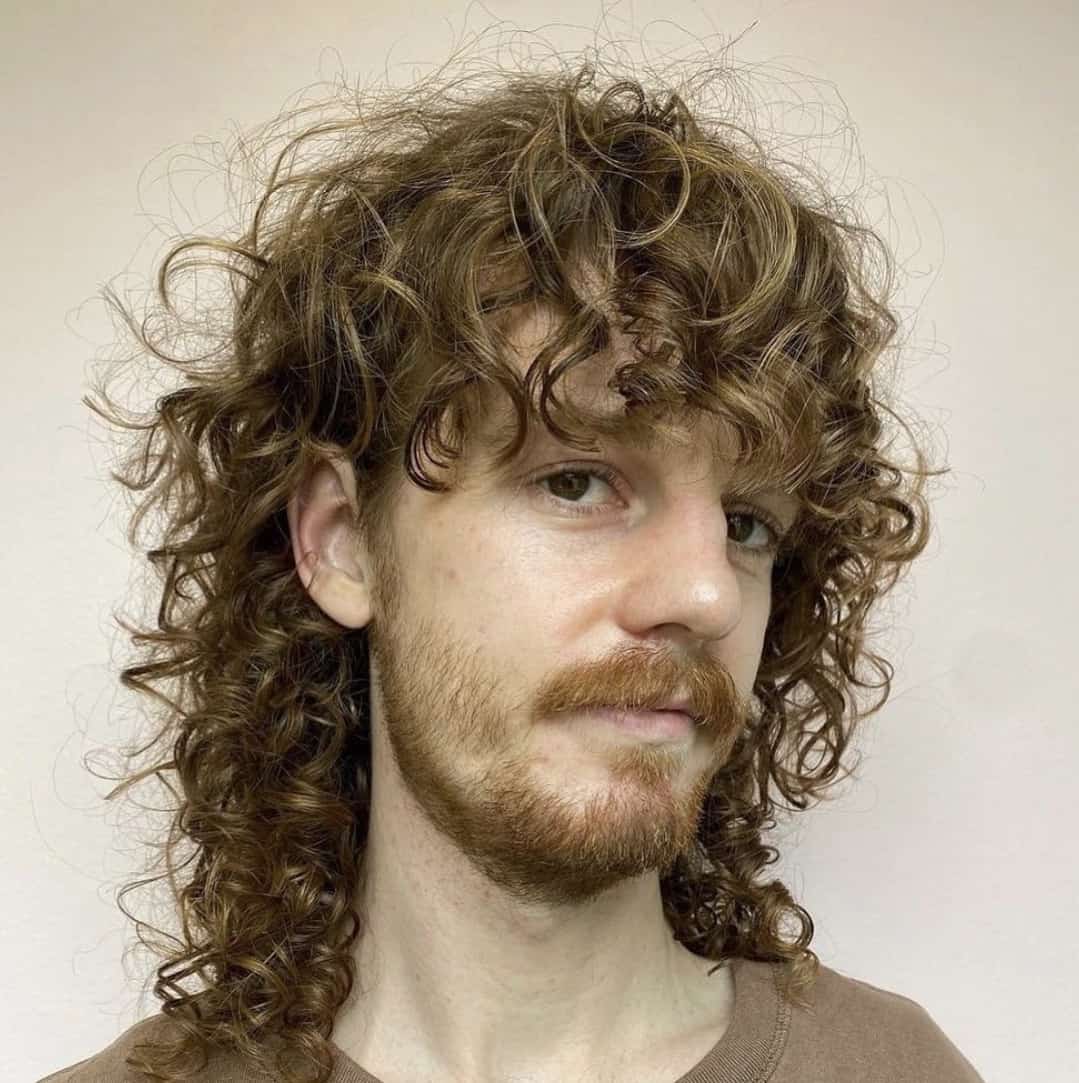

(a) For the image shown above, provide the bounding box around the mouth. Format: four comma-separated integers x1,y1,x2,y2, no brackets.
579,705,695,741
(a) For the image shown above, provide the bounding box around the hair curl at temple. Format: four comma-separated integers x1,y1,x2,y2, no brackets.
83,39,947,1083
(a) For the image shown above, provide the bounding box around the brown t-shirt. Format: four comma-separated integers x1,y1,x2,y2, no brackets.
38,956,986,1082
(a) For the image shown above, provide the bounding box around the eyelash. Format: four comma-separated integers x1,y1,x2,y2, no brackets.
528,463,787,559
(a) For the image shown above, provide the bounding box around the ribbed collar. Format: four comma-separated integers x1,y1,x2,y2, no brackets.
328,955,790,1083
676,956,790,1082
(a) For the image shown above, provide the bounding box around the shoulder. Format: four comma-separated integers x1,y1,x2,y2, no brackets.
35,1013,256,1083
773,960,986,1082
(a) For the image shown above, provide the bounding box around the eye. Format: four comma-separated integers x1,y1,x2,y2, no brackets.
528,463,786,559
531,463,622,511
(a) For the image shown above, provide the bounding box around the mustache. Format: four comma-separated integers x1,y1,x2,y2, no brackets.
530,644,749,731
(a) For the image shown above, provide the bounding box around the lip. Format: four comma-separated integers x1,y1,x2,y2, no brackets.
583,706,694,741
654,694,694,715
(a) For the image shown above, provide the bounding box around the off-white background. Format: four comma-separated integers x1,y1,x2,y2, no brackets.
4,2,1076,1080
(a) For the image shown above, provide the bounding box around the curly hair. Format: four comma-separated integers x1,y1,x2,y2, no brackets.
82,39,947,1083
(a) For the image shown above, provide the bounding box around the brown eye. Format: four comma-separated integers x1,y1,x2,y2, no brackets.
726,510,782,556
532,465,621,514
530,464,785,560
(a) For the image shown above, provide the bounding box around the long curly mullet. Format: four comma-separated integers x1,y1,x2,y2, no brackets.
82,32,947,1083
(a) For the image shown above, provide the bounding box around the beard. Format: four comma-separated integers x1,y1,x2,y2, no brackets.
362,533,749,908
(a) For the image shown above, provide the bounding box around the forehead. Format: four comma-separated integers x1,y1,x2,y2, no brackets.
471,296,700,448
474,401,721,460
463,289,802,515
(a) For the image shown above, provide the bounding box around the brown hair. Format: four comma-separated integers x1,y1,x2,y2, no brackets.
83,38,946,1083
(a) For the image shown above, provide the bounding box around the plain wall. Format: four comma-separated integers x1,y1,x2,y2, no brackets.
4,2,1076,1080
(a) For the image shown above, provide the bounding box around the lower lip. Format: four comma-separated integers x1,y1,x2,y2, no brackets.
583,707,695,740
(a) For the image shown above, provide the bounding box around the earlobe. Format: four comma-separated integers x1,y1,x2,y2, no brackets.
301,555,373,630
286,457,374,630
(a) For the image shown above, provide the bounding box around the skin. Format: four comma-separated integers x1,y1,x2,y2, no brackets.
286,301,800,1083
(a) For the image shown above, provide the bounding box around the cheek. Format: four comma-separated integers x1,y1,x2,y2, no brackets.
733,612,770,686
419,506,607,637
419,520,538,621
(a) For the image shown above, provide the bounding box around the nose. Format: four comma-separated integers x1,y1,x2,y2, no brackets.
620,503,750,644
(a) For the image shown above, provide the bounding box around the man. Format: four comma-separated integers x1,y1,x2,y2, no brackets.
41,51,984,1083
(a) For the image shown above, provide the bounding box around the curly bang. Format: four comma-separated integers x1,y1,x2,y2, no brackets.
83,43,946,1083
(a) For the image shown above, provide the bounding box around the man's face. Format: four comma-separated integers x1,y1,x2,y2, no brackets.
358,306,795,908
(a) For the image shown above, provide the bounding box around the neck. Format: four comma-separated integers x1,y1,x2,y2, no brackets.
329,784,733,1082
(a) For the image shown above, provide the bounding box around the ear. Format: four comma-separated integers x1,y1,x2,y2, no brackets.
287,453,374,629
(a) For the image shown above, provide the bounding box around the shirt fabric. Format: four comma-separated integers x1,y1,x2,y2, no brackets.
38,955,986,1082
